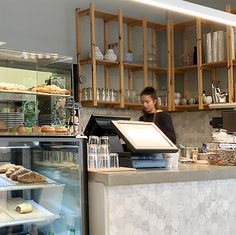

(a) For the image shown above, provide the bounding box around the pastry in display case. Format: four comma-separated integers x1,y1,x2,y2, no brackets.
0,48,81,136
0,136,88,235
0,48,88,234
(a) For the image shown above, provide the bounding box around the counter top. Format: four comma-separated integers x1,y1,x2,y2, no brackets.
88,164,236,186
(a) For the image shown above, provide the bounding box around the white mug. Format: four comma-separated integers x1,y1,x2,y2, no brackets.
188,97,196,105
204,96,212,104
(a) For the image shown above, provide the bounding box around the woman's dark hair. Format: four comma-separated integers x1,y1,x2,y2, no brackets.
140,86,158,109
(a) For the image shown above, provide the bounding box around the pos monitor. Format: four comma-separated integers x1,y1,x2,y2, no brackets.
84,114,131,153
112,120,178,153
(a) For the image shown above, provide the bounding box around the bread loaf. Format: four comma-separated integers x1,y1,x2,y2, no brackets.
17,171,46,183
55,126,67,133
41,125,55,133
30,85,69,95
15,203,33,214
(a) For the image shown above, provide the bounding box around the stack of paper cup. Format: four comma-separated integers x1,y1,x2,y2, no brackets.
206,32,212,63
212,31,218,62
163,151,179,169
217,30,225,61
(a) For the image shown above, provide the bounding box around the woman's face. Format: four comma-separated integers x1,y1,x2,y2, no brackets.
140,95,157,113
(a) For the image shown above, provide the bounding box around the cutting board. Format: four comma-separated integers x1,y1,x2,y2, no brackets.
88,167,136,172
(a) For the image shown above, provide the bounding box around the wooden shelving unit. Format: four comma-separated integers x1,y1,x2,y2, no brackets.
173,19,198,111
76,3,236,111
76,3,167,109
173,5,236,111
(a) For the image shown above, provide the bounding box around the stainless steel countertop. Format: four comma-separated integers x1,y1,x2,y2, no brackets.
88,164,236,186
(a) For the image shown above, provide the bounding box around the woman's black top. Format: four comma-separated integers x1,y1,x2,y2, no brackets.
139,111,176,144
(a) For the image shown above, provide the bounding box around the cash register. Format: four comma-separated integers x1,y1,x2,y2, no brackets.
84,115,178,169
112,120,178,168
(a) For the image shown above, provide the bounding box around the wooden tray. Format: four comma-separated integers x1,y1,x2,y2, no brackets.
88,167,136,172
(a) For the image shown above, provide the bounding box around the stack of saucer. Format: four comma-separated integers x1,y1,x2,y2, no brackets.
0,112,23,128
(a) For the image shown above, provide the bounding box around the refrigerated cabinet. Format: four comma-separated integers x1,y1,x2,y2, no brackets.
0,136,88,235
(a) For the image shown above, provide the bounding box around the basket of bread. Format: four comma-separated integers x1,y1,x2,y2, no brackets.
207,149,236,166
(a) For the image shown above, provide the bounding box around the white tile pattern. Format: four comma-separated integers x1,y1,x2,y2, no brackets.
81,107,222,147
106,179,236,235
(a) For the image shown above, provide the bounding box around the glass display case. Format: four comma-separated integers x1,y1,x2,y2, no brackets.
0,136,88,235
0,48,81,135
0,48,88,234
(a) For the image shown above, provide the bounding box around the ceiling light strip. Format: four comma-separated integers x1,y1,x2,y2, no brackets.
133,0,236,26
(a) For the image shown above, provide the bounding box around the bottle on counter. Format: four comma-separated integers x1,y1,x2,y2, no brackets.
67,227,76,235
191,148,198,162
66,215,76,235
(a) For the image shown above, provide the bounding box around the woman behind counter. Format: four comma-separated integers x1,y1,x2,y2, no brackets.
139,86,177,144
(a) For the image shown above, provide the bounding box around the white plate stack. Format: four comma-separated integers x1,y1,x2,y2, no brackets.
0,112,23,128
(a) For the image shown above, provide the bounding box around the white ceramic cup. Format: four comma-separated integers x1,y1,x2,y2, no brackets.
163,155,173,169
205,96,212,104
180,98,187,105
188,97,196,105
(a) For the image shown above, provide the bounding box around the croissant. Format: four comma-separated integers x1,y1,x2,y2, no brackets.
6,166,22,178
10,168,30,181
0,163,16,173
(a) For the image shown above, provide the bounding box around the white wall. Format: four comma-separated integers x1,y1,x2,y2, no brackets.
0,0,231,60
0,0,79,61
0,0,168,61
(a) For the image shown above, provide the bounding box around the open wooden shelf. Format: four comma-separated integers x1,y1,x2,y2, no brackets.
148,66,167,73
123,63,143,70
174,65,197,74
202,61,227,70
175,104,198,111
78,8,118,21
174,20,196,30
81,100,120,108
124,102,142,109
80,58,119,67
174,104,210,111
